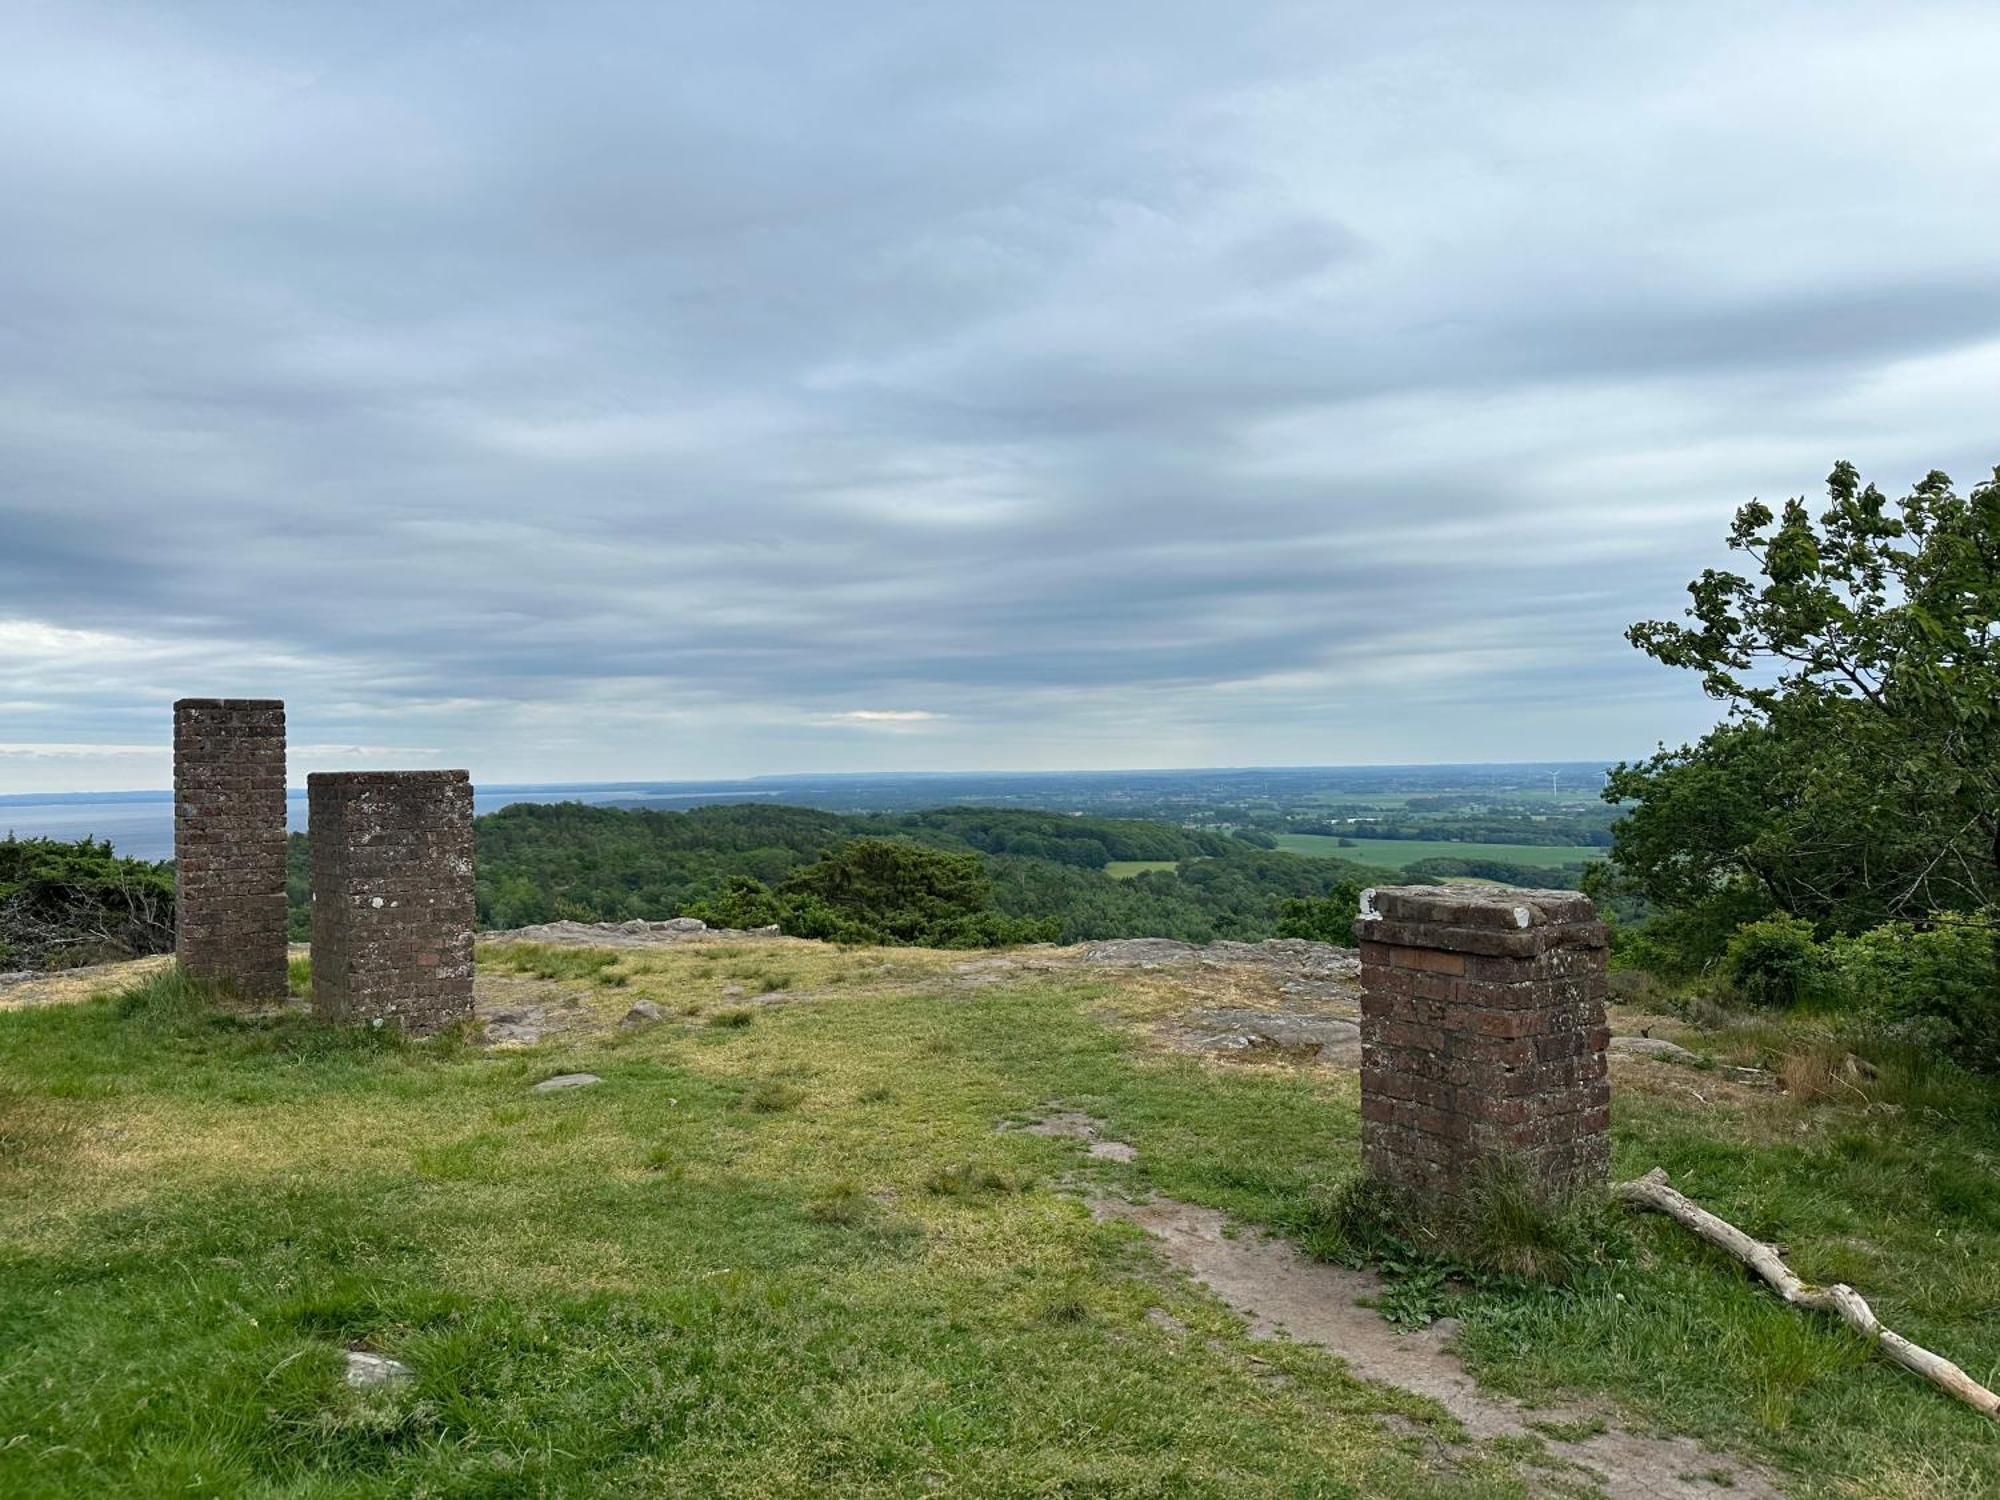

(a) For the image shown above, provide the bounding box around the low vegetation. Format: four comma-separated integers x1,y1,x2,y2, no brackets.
2,948,1996,1495
0,835,173,971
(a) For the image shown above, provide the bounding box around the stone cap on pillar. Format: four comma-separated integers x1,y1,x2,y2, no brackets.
175,698,286,711
308,770,470,785
1354,883,1604,956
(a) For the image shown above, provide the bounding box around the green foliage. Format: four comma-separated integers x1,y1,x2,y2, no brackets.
1614,463,2000,951
687,839,1059,949
1274,879,1367,944
1825,920,2000,1072
0,836,174,970
1723,915,1826,1009
313,800,1395,948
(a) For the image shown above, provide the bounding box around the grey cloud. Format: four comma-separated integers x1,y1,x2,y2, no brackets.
2,2,1997,786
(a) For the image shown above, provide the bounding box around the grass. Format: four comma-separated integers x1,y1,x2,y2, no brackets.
1,950,1996,1496
1105,860,1180,880
1273,833,1605,869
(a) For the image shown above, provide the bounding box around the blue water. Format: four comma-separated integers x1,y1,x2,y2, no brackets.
0,784,775,862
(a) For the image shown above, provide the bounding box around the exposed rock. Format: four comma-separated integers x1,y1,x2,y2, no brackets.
1002,1109,1139,1162
1610,1035,1703,1065
1082,936,1359,983
1183,1008,1361,1062
483,916,787,948
482,1009,547,1045
1082,937,1197,966
343,1350,414,1388
620,1000,666,1028
532,1072,601,1092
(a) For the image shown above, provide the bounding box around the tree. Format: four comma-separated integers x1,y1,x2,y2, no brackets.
1274,880,1367,945
1611,462,1999,953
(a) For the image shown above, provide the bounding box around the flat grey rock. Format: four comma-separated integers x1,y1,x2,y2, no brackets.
620,1000,665,1028
1609,1035,1702,1064
484,916,765,947
1192,1008,1360,1051
343,1350,413,1387
533,1072,602,1092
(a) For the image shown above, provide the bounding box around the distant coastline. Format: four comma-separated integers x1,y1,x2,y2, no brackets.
0,763,1614,864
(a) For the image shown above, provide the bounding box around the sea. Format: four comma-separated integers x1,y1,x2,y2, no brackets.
0,782,781,862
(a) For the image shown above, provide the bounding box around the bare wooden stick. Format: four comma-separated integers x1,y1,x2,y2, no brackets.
1612,1166,2000,1421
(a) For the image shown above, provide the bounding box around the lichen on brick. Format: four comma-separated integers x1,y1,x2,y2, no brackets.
308,770,475,1035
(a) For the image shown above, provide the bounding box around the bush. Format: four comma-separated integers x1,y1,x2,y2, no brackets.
1274,880,1365,945
686,839,1058,949
0,836,174,970
1723,914,1825,1008
1826,919,2000,1073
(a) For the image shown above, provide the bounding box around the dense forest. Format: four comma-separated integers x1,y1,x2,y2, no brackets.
447,802,1384,944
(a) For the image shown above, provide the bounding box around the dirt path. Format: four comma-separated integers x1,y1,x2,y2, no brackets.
1093,1195,1780,1500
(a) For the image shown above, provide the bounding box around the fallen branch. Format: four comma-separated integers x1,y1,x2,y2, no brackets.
1612,1166,2000,1421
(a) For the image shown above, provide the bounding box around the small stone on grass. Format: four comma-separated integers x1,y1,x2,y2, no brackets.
344,1350,413,1388
533,1072,602,1092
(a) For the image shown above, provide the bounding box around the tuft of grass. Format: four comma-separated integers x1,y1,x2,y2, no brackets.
708,1007,755,1029
803,1182,872,1225
484,943,628,985
287,954,313,997
922,1162,1032,1198
1312,1166,1628,1288
1773,1041,1876,1105
640,1146,684,1179
743,1078,805,1113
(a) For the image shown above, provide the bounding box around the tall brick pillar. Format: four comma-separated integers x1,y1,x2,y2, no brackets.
309,771,475,1035
1355,886,1610,1195
173,698,288,998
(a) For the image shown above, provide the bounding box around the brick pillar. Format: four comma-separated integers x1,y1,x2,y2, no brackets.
173,698,288,998
1355,885,1610,1195
308,771,475,1035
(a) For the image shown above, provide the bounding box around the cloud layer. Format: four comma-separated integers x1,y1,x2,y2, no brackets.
4,2,1998,790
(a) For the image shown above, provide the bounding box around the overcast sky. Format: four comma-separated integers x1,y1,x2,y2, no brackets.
4,2,1998,792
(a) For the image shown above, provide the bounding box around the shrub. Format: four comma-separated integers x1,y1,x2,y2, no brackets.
1723,915,1826,1008
1274,880,1366,945
686,840,1059,949
1825,919,2000,1073
0,836,174,970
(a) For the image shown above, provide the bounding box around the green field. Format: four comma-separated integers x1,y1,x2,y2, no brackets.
1104,860,1179,879
1273,834,1604,869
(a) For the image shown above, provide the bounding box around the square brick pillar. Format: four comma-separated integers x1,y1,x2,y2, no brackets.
308,771,475,1035
173,698,288,998
1355,885,1610,1195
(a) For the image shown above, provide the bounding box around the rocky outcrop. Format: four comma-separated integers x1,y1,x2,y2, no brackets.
481,916,781,947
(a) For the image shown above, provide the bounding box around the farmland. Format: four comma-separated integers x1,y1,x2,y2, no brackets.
1273,834,1604,870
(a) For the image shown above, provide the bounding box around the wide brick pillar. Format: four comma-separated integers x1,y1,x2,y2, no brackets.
309,771,475,1035
1355,885,1610,1195
173,698,288,998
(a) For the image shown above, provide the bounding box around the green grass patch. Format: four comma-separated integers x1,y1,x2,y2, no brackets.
1274,834,1604,868
1104,860,1180,879
0,957,1992,1495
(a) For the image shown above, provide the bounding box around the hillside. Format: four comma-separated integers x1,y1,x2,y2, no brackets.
282,802,1414,945
4,926,1995,1496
